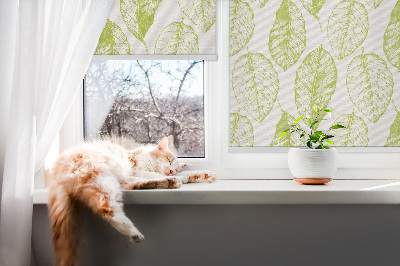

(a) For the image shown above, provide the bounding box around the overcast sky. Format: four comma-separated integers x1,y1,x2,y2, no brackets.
90,60,204,97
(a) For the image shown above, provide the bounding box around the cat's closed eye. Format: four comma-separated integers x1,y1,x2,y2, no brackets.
156,154,169,162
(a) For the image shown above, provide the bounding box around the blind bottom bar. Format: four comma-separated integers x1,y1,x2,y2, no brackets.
229,147,400,153
92,54,218,61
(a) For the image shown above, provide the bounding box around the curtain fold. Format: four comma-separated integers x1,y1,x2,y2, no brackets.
0,0,18,198
0,0,113,265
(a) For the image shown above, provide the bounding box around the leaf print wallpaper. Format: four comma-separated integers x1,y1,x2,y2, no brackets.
232,53,279,123
230,0,255,56
269,0,306,71
95,0,215,55
327,0,369,60
230,0,400,147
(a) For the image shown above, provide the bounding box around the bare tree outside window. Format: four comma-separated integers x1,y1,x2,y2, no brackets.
84,60,205,158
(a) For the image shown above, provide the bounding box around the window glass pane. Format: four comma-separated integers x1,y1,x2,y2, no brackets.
84,60,204,158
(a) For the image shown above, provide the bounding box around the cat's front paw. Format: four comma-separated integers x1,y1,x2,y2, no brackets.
130,232,145,243
166,177,182,189
187,171,217,183
203,171,217,183
177,163,187,173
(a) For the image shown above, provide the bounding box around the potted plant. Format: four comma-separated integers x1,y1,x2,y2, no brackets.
279,105,345,185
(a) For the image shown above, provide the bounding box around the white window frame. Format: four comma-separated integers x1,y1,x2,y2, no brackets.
58,0,400,181
60,61,211,161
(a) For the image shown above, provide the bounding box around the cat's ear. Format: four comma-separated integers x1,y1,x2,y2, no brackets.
157,137,168,151
167,135,178,155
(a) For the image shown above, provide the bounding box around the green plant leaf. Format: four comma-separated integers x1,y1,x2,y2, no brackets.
310,131,323,141
332,113,369,146
330,124,345,129
300,0,326,20
294,45,337,128
269,0,306,71
179,0,216,33
278,131,288,140
327,0,369,60
325,139,334,144
385,110,400,146
363,0,383,9
230,113,254,146
307,139,313,148
271,111,305,147
384,0,400,72
232,52,279,123
256,0,269,8
310,120,319,129
154,22,199,54
120,0,162,49
322,134,334,140
346,49,394,123
95,19,130,55
294,116,304,124
230,0,255,56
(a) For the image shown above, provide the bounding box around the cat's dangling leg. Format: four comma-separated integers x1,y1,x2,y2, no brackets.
75,172,144,242
121,176,182,189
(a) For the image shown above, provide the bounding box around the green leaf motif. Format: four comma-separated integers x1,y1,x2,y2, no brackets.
95,19,130,55
120,0,162,50
294,45,337,128
363,0,383,9
179,0,216,33
385,110,400,146
230,113,254,147
154,22,199,54
327,0,369,60
256,0,269,8
332,113,369,146
269,0,306,71
271,111,304,147
346,49,393,123
230,0,255,56
384,0,400,72
300,0,327,20
232,53,279,123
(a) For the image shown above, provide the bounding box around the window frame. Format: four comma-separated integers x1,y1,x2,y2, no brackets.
58,0,400,181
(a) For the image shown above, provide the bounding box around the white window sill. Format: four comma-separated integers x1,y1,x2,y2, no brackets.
33,180,400,205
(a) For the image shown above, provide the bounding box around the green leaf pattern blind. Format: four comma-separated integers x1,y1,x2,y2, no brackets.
230,0,400,147
95,0,216,57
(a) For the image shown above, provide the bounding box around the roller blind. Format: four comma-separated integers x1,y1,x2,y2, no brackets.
230,0,400,147
95,0,216,59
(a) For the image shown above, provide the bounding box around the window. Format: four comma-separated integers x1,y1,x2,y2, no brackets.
54,0,400,182
83,60,205,158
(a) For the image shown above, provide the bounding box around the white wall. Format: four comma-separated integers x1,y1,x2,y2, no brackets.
32,204,400,266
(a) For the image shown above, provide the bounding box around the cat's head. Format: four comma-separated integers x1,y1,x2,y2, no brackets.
149,137,179,176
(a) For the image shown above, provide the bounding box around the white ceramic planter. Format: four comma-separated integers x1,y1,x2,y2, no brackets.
288,148,338,184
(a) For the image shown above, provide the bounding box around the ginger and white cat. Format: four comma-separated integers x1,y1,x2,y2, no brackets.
48,137,216,266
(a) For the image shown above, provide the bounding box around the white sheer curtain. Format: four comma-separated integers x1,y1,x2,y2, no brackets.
0,0,113,265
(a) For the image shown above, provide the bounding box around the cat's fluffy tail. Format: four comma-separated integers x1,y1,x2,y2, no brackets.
48,184,78,266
